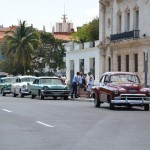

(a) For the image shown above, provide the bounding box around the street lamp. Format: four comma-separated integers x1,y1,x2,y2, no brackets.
144,48,148,87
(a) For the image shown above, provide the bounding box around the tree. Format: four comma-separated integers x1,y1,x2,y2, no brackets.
31,32,66,75
5,20,41,75
72,17,99,43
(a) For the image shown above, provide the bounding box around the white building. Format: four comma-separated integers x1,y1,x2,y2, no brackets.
65,0,150,85
99,0,150,85
65,41,100,84
55,14,73,33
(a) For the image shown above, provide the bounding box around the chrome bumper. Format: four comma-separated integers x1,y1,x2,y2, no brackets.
112,94,150,105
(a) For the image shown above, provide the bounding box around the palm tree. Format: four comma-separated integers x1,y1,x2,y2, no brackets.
5,20,41,75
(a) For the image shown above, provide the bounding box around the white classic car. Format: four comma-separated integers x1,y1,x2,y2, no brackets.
11,76,37,97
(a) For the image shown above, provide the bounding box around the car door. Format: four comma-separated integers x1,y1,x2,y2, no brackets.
99,75,110,102
30,79,39,95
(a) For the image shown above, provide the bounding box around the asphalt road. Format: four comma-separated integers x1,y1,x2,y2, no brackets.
0,95,150,150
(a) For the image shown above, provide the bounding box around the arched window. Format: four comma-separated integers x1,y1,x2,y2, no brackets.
108,57,111,71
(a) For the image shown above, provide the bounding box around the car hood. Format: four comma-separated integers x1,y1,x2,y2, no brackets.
109,83,145,93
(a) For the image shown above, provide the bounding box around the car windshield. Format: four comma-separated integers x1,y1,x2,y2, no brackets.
110,74,140,84
40,78,62,85
1,78,16,83
21,77,35,82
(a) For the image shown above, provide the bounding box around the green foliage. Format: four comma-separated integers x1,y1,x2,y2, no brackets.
31,32,66,75
0,21,66,76
72,17,99,43
4,20,41,75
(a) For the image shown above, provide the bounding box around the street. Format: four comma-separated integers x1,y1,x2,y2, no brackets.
0,96,150,150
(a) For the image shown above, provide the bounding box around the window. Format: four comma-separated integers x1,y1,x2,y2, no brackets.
118,14,122,33
134,54,138,72
118,55,121,71
135,10,139,30
126,55,129,72
108,57,111,71
133,8,139,30
59,23,62,32
126,12,130,31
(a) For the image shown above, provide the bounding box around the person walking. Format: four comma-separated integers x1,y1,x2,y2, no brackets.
71,72,80,98
87,72,94,98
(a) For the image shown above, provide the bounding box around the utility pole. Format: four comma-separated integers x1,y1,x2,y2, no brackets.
144,48,148,87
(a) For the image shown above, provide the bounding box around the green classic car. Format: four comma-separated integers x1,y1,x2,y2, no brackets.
0,77,16,96
29,76,71,100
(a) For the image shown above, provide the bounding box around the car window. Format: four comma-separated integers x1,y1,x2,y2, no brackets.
21,77,35,82
104,75,109,83
100,76,105,83
33,79,39,84
1,78,16,83
110,74,140,84
40,78,62,85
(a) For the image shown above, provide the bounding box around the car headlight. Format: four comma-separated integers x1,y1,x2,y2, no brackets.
22,85,26,89
113,90,119,95
43,86,49,90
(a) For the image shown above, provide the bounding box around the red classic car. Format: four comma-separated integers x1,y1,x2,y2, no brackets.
92,72,150,110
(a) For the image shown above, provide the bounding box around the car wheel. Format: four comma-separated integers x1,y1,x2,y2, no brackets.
53,96,57,100
31,94,36,99
94,95,101,108
144,104,149,111
110,102,114,110
127,105,131,110
40,92,44,100
1,89,6,96
64,96,68,100
20,90,24,98
13,90,18,97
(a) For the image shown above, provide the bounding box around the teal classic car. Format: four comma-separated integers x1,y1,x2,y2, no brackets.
29,76,71,100
0,77,16,96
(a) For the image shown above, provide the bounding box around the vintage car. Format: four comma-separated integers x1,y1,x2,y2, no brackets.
0,77,16,96
92,72,150,111
11,76,37,97
28,76,71,100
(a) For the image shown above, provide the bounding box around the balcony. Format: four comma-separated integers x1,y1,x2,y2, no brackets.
110,30,140,42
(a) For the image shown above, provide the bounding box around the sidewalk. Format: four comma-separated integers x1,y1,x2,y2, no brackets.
69,96,93,102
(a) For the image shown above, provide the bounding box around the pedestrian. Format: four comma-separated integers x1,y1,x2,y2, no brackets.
87,72,94,98
78,72,84,97
71,72,80,98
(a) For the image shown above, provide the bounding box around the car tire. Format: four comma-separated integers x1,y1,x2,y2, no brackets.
53,96,57,100
20,90,24,98
144,104,149,111
31,94,36,99
94,95,101,108
64,96,68,100
13,90,18,97
1,89,6,96
40,92,44,100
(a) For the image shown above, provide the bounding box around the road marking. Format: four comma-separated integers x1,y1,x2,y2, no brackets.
36,121,54,128
2,109,12,113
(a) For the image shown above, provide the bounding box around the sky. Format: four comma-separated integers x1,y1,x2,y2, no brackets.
0,0,99,32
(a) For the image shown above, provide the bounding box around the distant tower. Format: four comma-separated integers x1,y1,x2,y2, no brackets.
43,25,46,32
55,3,74,33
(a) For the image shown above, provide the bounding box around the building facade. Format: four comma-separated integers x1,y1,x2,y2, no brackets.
99,0,150,85
65,41,100,84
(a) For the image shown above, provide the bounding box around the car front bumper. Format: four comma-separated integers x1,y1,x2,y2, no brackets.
41,90,71,97
112,94,150,105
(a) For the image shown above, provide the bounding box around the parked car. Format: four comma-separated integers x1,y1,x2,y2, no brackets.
28,76,71,100
11,76,37,97
0,77,16,96
92,72,150,111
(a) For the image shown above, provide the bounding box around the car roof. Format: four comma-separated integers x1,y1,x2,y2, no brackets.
37,76,60,79
1,76,16,80
103,72,137,76
16,75,37,79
